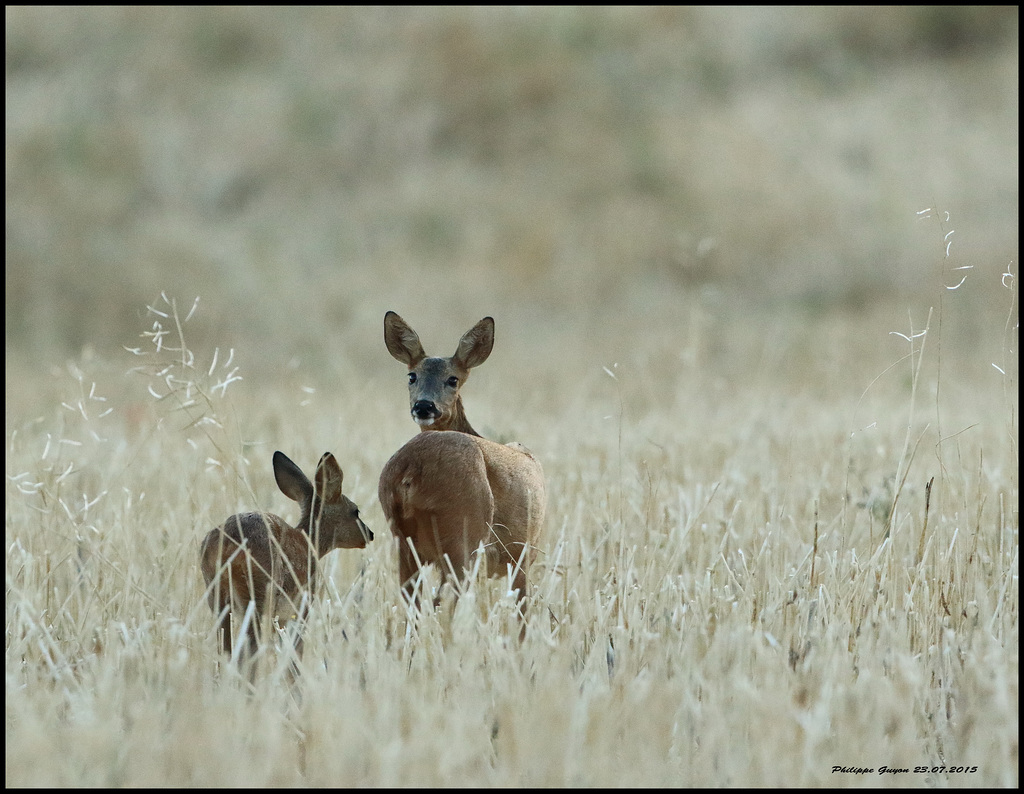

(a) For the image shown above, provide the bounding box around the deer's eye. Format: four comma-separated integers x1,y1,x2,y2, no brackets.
446,376,459,388
408,372,417,384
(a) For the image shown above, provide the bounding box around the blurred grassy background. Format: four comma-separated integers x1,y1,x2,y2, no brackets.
5,6,1018,391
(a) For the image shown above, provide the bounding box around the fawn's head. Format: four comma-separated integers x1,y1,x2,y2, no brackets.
384,311,494,436
274,451,372,553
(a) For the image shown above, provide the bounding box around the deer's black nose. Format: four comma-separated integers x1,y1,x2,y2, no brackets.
412,400,440,420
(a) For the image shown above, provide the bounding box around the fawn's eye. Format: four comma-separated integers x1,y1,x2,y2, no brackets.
408,372,417,384
446,376,459,388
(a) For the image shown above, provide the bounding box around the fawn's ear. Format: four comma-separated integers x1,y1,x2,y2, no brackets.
314,452,344,503
453,316,494,370
273,451,313,504
384,311,427,368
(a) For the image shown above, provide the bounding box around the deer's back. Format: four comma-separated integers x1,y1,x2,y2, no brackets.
475,436,545,548
378,431,545,562
200,512,315,615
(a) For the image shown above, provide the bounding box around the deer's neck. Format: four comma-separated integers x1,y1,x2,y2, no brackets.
425,397,481,437
299,510,331,558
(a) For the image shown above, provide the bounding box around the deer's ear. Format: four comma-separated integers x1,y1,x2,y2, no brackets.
384,311,426,367
453,317,494,370
315,453,344,502
273,451,313,504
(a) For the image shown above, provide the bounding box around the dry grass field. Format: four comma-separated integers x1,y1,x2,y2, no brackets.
6,7,1018,787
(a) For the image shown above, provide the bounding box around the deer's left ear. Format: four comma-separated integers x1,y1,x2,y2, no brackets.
454,317,494,370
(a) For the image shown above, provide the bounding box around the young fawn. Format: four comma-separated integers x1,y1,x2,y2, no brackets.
377,311,545,613
200,451,372,662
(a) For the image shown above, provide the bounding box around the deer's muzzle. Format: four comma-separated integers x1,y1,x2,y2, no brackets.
412,400,441,425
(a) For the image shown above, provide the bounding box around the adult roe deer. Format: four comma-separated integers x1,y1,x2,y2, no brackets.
377,311,545,612
200,451,372,664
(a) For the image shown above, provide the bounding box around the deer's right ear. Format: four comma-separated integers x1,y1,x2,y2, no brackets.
315,452,344,503
384,311,426,367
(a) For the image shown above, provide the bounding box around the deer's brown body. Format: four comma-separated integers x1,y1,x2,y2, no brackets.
378,312,545,606
200,451,371,659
